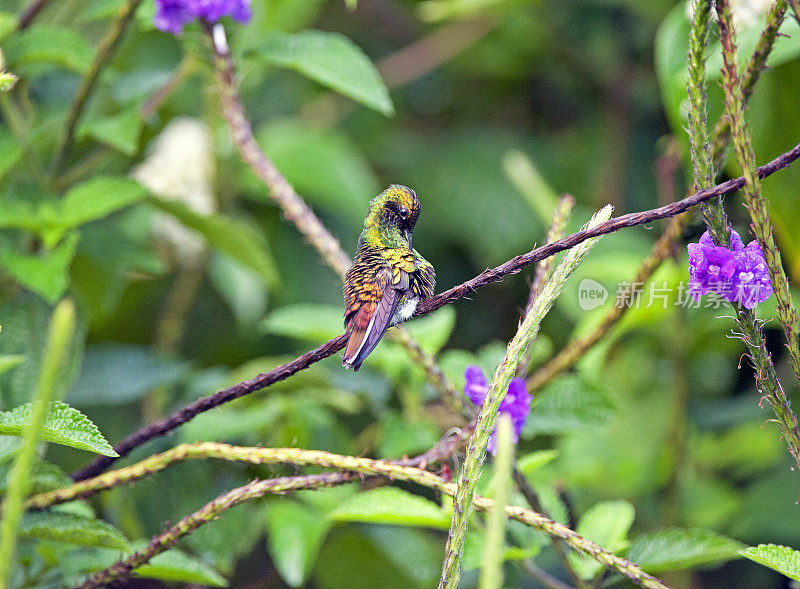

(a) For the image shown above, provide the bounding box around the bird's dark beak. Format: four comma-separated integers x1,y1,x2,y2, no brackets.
405,227,412,249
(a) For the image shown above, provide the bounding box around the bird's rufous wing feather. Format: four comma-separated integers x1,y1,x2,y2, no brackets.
343,268,402,371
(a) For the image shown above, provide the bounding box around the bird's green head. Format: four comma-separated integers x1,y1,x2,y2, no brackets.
363,185,421,248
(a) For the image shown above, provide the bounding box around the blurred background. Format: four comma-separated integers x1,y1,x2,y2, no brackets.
2,0,800,587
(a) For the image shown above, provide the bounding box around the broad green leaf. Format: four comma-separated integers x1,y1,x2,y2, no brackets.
0,131,22,181
60,177,147,228
517,450,558,478
462,529,540,572
263,304,342,342
0,356,24,377
4,27,93,72
18,512,128,550
401,306,456,354
77,109,143,156
254,119,379,220
208,251,268,327
654,4,800,135
252,30,393,115
378,412,440,458
147,196,279,287
0,401,117,456
568,500,635,580
0,232,79,303
329,487,450,529
418,0,510,23
0,437,22,465
0,460,71,495
68,343,189,405
524,374,614,435
76,542,227,586
266,501,331,587
365,525,445,586
0,295,86,409
626,528,745,573
741,544,800,581
0,12,16,43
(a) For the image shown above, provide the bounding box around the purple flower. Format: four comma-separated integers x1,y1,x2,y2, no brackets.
464,365,531,455
731,240,773,309
154,0,251,34
687,230,773,308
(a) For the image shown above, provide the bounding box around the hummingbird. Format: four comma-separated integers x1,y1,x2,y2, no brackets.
342,185,435,371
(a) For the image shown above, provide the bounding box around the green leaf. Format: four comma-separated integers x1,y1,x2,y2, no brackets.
524,374,615,435
253,119,380,220
0,130,22,181
0,356,25,377
263,304,342,342
0,12,17,43
18,512,128,550
208,251,268,327
4,27,93,72
0,437,22,465
0,401,117,456
77,109,143,156
655,5,800,136
626,528,745,573
265,501,330,587
568,500,635,580
76,542,227,586
516,450,558,478
329,487,450,529
68,343,189,405
60,177,147,228
462,529,541,572
147,195,279,287
252,30,393,115
741,544,800,581
0,232,79,303
0,460,71,495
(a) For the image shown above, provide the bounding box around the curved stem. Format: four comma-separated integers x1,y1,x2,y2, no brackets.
36,442,665,589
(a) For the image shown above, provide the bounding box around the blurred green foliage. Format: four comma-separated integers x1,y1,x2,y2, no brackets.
1,0,800,587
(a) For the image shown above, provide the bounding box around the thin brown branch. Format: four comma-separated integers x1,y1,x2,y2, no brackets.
75,472,355,589
17,0,50,30
64,443,666,589
71,139,800,482
205,23,460,413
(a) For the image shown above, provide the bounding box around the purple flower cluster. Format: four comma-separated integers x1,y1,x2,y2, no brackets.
154,0,251,34
464,365,531,455
687,230,773,309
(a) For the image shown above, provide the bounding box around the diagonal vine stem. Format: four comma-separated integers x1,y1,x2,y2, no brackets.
71,140,800,482
31,442,666,589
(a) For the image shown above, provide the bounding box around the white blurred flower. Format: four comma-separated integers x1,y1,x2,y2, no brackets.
685,0,771,28
131,118,215,267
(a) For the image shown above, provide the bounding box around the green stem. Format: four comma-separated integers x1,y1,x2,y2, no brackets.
527,0,790,392
439,206,613,589
51,0,144,175
710,0,788,168
717,0,800,398
479,416,514,589
0,300,75,588
518,194,575,377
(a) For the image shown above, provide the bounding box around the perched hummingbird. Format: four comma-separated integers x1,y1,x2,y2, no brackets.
342,185,435,371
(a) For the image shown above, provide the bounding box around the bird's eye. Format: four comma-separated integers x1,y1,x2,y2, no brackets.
399,206,409,219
